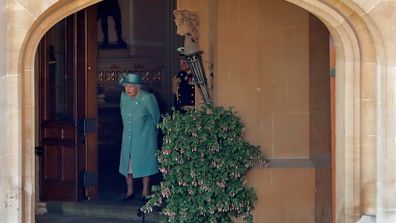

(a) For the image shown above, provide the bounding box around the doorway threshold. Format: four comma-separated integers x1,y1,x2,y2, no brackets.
36,200,159,223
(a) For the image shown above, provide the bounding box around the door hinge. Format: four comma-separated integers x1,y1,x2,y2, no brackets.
84,118,97,134
78,118,97,135
35,146,43,156
83,171,97,187
329,68,336,77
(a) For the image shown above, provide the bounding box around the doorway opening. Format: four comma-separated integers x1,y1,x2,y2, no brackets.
95,0,177,201
18,0,371,221
35,0,179,205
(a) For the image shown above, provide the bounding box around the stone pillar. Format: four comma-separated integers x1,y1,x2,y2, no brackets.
373,1,396,222
0,0,20,221
377,64,396,222
377,66,396,222
2,0,25,221
333,1,378,217
0,0,8,221
0,0,4,77
359,34,377,217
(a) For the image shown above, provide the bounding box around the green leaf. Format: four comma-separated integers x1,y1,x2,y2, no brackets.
142,103,265,222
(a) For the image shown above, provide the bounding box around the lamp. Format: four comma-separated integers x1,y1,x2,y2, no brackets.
178,35,211,103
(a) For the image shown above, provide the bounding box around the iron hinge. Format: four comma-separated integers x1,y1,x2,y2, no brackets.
78,118,97,135
35,146,43,156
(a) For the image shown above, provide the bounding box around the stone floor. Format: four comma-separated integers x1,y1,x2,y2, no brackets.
35,197,159,223
36,213,147,223
35,144,163,223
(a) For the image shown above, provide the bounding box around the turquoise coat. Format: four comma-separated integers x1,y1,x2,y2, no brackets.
119,90,160,178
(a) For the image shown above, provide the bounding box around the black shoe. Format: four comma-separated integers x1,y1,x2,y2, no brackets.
122,194,135,201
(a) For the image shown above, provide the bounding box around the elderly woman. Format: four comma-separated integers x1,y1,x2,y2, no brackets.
118,73,160,201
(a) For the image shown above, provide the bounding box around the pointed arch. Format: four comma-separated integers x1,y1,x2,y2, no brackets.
19,1,100,222
17,0,384,222
285,1,381,222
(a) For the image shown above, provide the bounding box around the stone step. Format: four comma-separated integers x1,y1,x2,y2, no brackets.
42,200,160,223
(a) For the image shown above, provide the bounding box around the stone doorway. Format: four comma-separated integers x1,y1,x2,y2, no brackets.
32,0,179,221
94,0,178,202
17,1,376,222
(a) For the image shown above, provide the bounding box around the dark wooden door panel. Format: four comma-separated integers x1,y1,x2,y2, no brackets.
42,125,75,140
83,5,99,199
40,181,76,201
38,6,98,201
43,145,64,180
39,124,81,200
40,144,77,201
42,145,77,180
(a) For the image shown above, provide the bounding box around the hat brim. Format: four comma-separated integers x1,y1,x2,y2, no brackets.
119,79,142,86
120,82,142,87
119,73,142,86
120,81,141,86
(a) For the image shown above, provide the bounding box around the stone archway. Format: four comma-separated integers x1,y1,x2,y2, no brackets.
19,1,101,222
284,1,381,222
17,0,380,222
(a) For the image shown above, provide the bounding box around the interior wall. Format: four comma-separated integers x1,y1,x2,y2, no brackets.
96,0,129,44
214,0,324,222
179,0,332,222
214,0,311,158
97,0,165,58
129,0,164,57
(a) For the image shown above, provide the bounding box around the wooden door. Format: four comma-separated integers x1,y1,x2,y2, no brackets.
38,6,97,201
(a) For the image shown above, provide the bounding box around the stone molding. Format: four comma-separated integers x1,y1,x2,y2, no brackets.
2,0,392,222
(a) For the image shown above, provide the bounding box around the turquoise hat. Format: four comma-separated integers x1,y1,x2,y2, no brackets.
119,73,141,86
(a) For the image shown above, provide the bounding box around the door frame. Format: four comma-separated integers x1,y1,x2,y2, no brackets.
36,1,179,201
37,5,98,201
18,0,372,221
83,5,99,199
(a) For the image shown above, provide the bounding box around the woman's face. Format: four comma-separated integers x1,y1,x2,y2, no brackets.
124,84,140,97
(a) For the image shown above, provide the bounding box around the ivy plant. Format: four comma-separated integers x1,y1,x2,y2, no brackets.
141,103,266,223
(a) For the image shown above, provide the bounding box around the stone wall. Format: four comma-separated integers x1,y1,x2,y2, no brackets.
177,0,335,222
0,0,395,222
0,0,9,221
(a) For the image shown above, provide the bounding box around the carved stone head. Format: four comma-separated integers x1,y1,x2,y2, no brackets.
173,10,200,44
